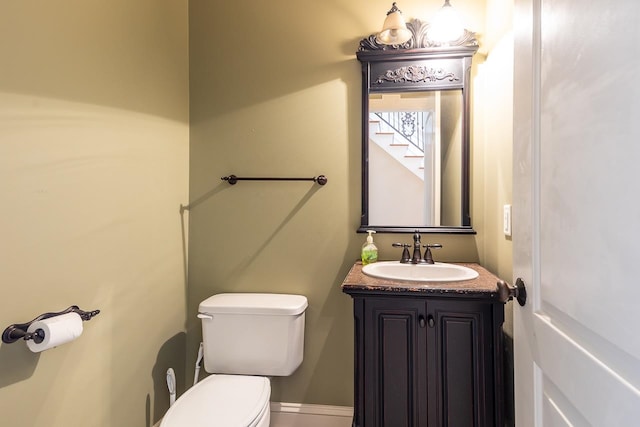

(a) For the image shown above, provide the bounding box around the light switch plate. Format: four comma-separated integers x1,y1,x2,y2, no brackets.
503,204,512,237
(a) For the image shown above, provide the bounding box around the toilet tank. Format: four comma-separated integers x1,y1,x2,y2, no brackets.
198,293,308,376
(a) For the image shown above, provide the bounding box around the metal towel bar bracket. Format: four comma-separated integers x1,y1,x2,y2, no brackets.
221,174,328,186
2,305,100,344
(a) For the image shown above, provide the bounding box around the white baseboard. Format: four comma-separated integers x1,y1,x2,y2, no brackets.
270,402,353,427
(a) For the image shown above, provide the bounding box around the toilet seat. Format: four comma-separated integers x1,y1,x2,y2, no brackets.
160,374,270,427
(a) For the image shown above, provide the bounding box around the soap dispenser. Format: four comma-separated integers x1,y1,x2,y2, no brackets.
361,230,378,265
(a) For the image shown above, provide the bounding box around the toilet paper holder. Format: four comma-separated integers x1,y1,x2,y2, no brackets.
2,305,100,344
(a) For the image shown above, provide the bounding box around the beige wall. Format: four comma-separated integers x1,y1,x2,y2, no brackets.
471,1,515,421
0,1,189,426
472,0,515,333
188,0,491,407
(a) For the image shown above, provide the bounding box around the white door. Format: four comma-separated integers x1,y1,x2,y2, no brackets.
513,0,640,425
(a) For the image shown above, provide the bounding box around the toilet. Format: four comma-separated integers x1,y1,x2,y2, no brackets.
160,293,308,427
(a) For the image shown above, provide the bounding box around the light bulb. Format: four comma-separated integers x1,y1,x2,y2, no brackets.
428,0,465,44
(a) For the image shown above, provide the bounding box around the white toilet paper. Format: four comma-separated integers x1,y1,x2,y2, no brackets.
26,312,84,353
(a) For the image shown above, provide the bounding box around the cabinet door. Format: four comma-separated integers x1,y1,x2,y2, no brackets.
363,297,428,427
427,299,497,427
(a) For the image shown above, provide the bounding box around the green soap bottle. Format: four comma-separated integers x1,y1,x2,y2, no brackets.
361,230,378,265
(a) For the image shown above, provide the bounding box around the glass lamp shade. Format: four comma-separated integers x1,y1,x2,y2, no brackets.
428,0,465,44
376,9,412,45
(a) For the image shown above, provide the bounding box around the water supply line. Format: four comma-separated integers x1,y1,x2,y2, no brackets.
165,341,204,409
193,342,204,386
166,368,176,407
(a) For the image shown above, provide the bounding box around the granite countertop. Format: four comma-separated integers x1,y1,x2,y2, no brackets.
342,261,510,301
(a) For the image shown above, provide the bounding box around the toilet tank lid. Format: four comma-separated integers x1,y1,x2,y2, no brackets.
199,293,308,316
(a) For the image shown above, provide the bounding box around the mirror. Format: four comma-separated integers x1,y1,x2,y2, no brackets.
357,18,478,233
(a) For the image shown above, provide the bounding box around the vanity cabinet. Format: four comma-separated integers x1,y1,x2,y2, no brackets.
342,263,506,427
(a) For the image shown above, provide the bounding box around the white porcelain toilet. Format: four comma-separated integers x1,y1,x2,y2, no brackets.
160,293,308,427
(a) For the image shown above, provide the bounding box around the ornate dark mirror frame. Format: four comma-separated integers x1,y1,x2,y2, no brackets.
357,18,478,234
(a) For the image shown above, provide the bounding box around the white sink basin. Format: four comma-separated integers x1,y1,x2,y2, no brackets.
362,261,479,282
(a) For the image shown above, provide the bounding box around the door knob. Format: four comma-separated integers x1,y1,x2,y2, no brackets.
496,278,527,306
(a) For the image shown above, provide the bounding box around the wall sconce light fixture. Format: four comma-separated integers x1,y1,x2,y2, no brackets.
363,1,476,51
376,2,412,45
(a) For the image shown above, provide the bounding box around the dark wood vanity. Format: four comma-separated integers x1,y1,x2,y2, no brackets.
342,262,506,427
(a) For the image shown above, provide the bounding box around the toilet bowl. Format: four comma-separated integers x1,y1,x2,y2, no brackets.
160,374,270,427
159,293,307,427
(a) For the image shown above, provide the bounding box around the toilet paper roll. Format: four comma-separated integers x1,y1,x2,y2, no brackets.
26,312,84,353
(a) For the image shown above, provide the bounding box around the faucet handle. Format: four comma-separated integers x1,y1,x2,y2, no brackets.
424,243,442,249
422,243,442,264
392,243,411,263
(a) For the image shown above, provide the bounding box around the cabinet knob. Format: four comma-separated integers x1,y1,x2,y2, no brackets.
419,315,435,328
427,315,435,328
